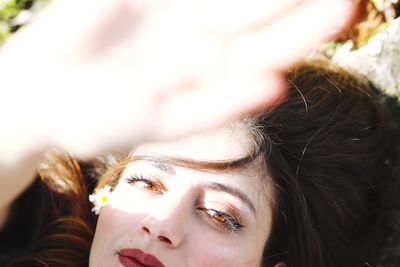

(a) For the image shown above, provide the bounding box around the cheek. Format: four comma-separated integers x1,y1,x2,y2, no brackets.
95,203,144,240
93,181,157,243
186,228,263,267
108,182,149,213
91,204,144,255
89,207,120,266
95,205,120,233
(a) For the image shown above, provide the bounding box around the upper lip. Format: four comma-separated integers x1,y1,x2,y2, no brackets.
118,248,165,267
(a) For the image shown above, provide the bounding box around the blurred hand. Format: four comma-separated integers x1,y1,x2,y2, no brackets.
0,0,356,160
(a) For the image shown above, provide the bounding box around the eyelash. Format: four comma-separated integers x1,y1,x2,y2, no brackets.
198,207,244,234
126,175,163,194
125,174,244,234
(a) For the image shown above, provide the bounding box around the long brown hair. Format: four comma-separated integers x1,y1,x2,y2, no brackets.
4,152,96,267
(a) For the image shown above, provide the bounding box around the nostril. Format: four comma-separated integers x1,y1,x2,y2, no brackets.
142,226,150,234
141,226,173,245
158,235,172,245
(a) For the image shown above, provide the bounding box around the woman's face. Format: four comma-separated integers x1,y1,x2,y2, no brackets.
89,127,275,267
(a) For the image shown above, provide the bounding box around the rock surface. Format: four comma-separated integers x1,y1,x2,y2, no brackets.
333,18,400,99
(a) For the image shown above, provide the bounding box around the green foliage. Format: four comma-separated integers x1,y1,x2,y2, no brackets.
0,21,10,44
0,0,28,20
1,0,28,44
0,0,49,45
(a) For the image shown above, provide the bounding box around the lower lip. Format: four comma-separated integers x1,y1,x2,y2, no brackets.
118,248,165,267
119,255,148,267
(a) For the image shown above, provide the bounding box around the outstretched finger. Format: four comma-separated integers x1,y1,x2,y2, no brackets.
155,72,286,139
194,0,307,36
227,0,356,71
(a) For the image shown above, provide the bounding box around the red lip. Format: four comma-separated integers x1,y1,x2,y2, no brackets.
118,248,165,267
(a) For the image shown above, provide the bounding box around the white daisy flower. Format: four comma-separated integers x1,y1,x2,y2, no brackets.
89,185,113,215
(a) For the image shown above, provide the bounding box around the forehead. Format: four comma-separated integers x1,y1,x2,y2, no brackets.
133,126,253,161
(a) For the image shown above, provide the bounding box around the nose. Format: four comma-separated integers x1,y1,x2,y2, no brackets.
141,193,192,248
142,226,174,245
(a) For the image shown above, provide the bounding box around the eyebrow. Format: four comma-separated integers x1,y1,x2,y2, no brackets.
141,159,256,215
150,161,176,175
202,182,257,215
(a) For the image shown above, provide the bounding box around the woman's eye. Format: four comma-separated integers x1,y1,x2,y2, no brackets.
137,182,158,191
199,208,244,234
213,212,227,223
126,175,163,194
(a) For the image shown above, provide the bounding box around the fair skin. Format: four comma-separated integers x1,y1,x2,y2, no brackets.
89,128,282,267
